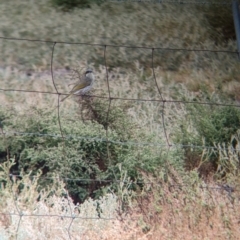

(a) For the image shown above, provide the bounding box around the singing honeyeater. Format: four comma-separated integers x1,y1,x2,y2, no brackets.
61,68,94,102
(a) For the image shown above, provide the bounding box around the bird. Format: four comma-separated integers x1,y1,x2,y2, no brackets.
61,68,95,102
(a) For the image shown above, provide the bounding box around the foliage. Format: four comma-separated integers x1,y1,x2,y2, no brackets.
174,91,240,179
191,105,240,148
51,0,104,10
0,100,182,203
202,3,235,44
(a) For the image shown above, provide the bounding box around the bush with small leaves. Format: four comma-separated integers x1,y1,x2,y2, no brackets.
0,100,183,203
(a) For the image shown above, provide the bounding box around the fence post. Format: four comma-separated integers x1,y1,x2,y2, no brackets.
232,0,240,59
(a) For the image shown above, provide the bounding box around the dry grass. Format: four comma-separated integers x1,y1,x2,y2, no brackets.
130,181,240,240
0,0,240,100
1,167,240,240
1,0,240,239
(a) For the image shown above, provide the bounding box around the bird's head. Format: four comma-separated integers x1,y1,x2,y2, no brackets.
85,68,95,85
85,68,93,75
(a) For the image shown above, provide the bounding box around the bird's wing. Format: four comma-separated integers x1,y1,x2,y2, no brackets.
70,82,88,93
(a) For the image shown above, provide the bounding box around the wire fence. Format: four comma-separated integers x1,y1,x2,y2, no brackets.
0,34,240,239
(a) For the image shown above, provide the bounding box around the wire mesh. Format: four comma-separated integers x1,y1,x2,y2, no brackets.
0,34,240,239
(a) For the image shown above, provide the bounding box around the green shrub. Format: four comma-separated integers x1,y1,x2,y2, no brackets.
0,103,133,202
188,102,240,148
174,93,240,179
0,98,183,203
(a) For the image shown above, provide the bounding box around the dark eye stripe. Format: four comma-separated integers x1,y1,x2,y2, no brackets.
85,70,92,74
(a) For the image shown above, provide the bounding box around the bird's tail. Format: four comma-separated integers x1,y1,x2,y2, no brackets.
61,93,72,102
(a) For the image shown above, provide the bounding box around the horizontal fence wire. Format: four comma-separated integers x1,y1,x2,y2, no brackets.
1,130,240,151
0,212,115,221
0,34,240,239
0,36,238,53
6,173,238,192
1,89,240,107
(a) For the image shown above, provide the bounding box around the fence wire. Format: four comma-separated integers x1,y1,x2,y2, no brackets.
0,35,240,239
